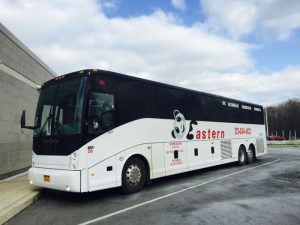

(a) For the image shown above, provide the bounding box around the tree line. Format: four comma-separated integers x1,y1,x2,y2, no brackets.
266,99,300,139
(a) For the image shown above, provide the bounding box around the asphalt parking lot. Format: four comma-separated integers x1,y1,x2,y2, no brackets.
6,147,300,225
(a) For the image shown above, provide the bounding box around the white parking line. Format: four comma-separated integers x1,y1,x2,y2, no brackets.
259,156,273,158
79,159,281,225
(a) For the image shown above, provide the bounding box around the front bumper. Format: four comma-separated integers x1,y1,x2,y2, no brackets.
28,167,81,192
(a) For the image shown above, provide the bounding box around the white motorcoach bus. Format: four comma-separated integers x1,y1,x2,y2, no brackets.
21,69,267,193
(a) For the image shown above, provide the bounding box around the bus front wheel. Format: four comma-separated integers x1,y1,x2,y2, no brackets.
121,157,146,194
238,146,247,166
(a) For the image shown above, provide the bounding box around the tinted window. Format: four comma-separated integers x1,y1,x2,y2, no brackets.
157,87,263,124
87,92,114,133
157,87,185,119
91,73,264,125
34,77,86,136
33,77,87,156
116,79,156,125
87,75,115,134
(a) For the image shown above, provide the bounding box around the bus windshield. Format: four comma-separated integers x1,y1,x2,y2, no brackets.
34,77,87,137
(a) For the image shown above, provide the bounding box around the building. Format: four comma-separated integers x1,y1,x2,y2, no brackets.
0,23,56,179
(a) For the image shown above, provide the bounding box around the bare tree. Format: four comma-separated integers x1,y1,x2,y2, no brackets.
266,99,300,139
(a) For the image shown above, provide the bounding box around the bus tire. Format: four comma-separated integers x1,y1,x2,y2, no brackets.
247,145,255,164
121,157,146,194
238,146,247,166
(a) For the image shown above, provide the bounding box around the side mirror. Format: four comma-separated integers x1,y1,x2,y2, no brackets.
21,110,26,128
20,109,35,130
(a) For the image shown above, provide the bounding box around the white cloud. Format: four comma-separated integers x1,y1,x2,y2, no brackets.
201,0,257,39
178,66,300,106
100,0,118,10
0,0,299,106
201,0,300,40
0,0,253,75
171,0,186,10
256,0,300,41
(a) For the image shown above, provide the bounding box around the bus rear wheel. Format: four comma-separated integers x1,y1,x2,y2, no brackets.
238,146,247,166
121,157,146,194
247,146,255,164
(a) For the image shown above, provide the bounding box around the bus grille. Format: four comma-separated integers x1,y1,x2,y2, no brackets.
256,138,264,154
221,140,232,159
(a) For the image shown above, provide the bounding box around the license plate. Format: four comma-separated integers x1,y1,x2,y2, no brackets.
44,175,50,182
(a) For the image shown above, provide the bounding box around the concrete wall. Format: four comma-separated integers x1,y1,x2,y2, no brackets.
0,23,56,179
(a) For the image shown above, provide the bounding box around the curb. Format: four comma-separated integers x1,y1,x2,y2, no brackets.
0,175,42,225
0,190,41,225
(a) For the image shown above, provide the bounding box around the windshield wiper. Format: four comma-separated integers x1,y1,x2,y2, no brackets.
38,114,52,137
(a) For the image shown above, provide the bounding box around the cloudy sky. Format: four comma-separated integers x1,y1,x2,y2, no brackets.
1,0,300,106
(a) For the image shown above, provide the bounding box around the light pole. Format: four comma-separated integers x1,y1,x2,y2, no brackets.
265,107,269,136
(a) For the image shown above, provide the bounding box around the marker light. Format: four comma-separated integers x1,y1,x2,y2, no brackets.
66,186,70,191
29,180,33,185
99,80,106,85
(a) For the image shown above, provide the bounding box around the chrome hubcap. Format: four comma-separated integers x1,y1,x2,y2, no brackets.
126,164,141,186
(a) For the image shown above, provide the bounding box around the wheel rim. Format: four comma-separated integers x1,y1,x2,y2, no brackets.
126,164,142,186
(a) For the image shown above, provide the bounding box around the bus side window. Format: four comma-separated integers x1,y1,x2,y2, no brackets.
87,92,114,134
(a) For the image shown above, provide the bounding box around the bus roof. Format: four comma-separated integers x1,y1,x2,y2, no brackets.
43,69,263,109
